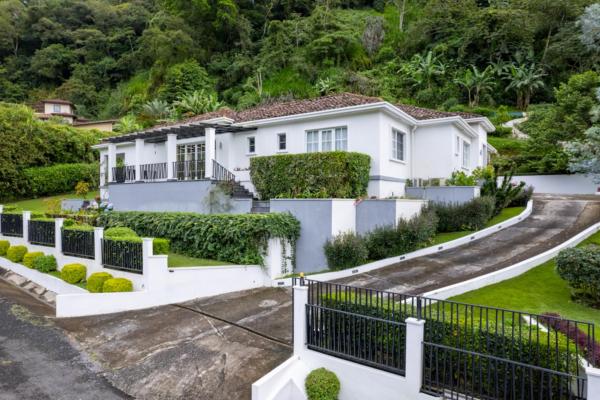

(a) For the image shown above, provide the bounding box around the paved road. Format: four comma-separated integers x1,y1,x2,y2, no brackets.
0,279,128,400
335,195,600,293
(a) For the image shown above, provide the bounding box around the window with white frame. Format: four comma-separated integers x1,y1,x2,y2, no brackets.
455,136,461,156
277,133,286,151
248,137,256,154
305,126,347,152
462,141,470,168
392,128,405,161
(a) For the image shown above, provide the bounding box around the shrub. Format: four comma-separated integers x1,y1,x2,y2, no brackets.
102,277,133,293
6,245,28,262
324,232,368,270
0,240,9,256
153,238,170,255
87,272,113,293
98,211,300,265
365,208,438,260
480,168,525,215
22,251,44,268
33,255,57,273
61,263,87,284
508,185,533,207
23,163,99,198
430,196,495,232
250,152,371,199
104,226,138,239
556,247,600,306
446,171,477,186
305,368,340,400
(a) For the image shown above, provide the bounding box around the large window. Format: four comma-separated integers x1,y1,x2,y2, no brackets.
392,129,405,161
462,141,470,168
306,126,347,152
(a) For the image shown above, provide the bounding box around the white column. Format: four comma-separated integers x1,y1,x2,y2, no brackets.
167,134,177,180
405,317,426,395
94,227,104,268
205,127,216,179
586,366,600,400
135,138,144,182
107,143,116,182
293,285,308,356
22,211,31,243
54,218,64,258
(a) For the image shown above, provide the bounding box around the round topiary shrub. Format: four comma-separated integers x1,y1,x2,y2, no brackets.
102,277,133,293
61,263,87,284
6,245,28,263
104,227,139,239
0,240,9,256
33,255,57,273
305,368,340,400
87,272,113,293
22,252,44,268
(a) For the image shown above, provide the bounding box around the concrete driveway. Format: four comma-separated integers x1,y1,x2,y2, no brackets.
335,195,600,293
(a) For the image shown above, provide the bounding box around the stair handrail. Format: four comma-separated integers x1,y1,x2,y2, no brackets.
211,160,236,182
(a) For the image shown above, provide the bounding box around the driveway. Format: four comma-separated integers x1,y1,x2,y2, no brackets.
335,195,600,293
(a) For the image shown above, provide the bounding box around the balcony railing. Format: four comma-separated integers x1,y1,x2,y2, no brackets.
109,160,237,183
112,165,136,183
140,162,167,181
173,160,205,181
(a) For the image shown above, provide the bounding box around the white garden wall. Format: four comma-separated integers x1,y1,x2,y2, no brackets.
511,174,599,195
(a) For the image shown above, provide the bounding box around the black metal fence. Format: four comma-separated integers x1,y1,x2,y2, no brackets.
0,213,23,237
62,228,95,259
28,220,55,247
212,160,235,182
101,239,143,274
174,160,205,180
140,162,167,181
112,165,136,183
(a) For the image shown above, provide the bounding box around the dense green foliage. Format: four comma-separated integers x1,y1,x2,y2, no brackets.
250,152,371,199
60,263,87,284
87,272,113,293
22,251,44,268
102,278,133,293
104,226,170,255
557,247,600,306
305,368,340,400
6,245,27,262
23,163,98,198
0,103,102,201
0,240,9,256
324,232,369,270
98,211,300,265
33,255,57,273
430,196,495,232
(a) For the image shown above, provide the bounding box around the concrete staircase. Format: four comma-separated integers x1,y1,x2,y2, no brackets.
0,266,56,307
231,181,254,199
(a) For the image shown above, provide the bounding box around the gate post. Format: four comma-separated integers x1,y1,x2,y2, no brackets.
293,284,308,356
94,227,104,268
405,317,426,396
54,218,64,259
23,211,31,244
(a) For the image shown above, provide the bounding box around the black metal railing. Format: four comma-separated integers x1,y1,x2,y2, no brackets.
62,228,95,259
0,213,23,237
112,165,136,183
422,342,586,400
306,303,407,375
28,220,55,247
101,239,143,274
140,162,167,181
212,160,235,182
173,160,206,181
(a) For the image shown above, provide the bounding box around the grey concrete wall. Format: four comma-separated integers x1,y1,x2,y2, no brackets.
405,186,480,204
61,199,85,212
108,181,252,214
270,199,333,273
511,174,599,195
356,200,396,235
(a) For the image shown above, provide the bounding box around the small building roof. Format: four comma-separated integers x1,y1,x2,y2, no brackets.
40,99,74,105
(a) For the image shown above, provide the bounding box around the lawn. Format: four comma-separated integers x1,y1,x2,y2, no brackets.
6,191,99,213
167,252,231,268
450,231,600,338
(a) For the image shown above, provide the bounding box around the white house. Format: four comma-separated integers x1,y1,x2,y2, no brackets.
93,93,495,212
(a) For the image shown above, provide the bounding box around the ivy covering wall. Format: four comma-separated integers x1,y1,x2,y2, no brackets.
250,152,371,199
98,211,300,266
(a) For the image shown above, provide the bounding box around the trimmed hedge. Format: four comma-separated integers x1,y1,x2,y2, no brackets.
556,247,600,305
153,238,170,255
98,211,300,265
305,368,340,400
6,245,28,262
104,226,170,255
23,163,99,198
324,232,368,270
104,227,138,238
430,196,495,232
250,152,371,199
33,255,57,273
87,272,113,293
22,251,44,268
0,240,9,256
103,277,133,293
61,263,87,284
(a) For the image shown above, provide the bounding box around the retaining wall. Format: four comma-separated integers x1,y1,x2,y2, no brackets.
511,174,599,195
405,186,480,203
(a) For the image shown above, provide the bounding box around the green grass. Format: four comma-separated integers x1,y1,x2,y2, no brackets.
167,252,231,268
450,231,600,337
6,191,99,213
47,270,87,290
431,231,473,245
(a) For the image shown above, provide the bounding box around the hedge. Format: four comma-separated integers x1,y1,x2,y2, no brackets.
6,245,28,262
87,272,113,293
22,163,99,198
250,152,371,199
430,196,495,232
23,251,44,268
103,278,133,293
556,247,600,305
61,263,87,284
33,255,57,273
305,368,340,400
324,232,368,270
0,240,9,256
98,211,300,265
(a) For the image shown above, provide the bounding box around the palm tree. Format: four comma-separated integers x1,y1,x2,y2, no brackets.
454,65,495,107
504,63,546,110
114,114,143,133
404,51,446,90
174,90,223,117
140,99,171,122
